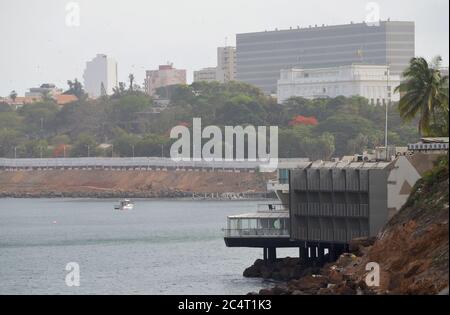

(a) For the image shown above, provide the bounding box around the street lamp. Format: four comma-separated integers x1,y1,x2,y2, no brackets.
14,146,17,159
86,145,90,157
161,144,164,158
131,144,135,158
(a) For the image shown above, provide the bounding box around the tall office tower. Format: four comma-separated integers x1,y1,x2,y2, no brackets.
83,54,118,98
236,21,415,94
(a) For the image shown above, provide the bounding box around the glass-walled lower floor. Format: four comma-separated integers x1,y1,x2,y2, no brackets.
225,217,289,237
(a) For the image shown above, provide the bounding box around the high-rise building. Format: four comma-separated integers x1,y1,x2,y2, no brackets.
277,65,401,104
193,67,218,83
83,54,118,98
144,64,186,96
236,21,415,94
216,46,236,83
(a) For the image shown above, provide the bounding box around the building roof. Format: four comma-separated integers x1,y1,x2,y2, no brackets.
306,160,392,170
420,137,449,143
228,211,289,219
55,94,78,105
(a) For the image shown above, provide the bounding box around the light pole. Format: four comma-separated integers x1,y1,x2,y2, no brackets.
385,65,390,161
40,146,43,159
161,144,164,158
63,145,66,158
86,145,90,157
111,144,114,157
131,145,135,158
14,146,17,159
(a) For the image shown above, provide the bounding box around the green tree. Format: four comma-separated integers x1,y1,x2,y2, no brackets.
9,90,17,103
395,56,449,136
70,133,97,157
0,128,22,157
112,130,140,157
64,79,87,100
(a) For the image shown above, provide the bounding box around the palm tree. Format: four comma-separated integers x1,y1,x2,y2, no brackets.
9,90,17,103
128,74,135,92
395,56,449,136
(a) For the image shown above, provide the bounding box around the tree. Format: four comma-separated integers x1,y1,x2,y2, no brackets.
395,56,449,136
112,130,139,157
128,74,135,92
9,90,17,102
64,79,87,100
70,133,97,157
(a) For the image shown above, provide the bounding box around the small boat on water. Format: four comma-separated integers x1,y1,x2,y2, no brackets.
114,199,134,211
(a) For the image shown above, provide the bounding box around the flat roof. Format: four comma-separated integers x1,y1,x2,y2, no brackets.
228,211,289,219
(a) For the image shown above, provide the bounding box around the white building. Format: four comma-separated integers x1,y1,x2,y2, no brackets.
83,54,118,98
277,64,401,105
216,46,236,83
193,67,218,83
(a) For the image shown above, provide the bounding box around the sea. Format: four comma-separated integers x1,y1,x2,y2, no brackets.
0,198,296,295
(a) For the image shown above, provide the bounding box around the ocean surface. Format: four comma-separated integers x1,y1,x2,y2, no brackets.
0,198,296,295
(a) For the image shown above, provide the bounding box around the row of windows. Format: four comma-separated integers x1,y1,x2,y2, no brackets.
237,34,414,52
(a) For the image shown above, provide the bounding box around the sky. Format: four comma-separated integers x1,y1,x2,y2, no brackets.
0,0,448,96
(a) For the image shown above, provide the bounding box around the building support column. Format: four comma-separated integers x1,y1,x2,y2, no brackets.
268,247,277,262
318,244,325,265
263,247,268,262
299,246,307,264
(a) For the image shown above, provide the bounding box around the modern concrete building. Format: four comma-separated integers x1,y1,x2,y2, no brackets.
236,21,415,94
289,161,391,245
224,151,444,263
83,54,118,98
193,67,218,83
277,65,401,104
216,46,236,83
144,64,186,96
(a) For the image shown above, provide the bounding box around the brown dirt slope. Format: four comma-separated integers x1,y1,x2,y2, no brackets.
359,156,449,294
0,169,274,196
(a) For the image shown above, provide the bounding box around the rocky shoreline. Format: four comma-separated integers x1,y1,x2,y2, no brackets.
244,238,377,295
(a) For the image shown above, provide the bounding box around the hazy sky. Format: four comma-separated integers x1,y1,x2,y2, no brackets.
0,0,448,96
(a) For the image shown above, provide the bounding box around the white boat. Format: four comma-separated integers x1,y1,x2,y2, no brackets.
114,199,134,211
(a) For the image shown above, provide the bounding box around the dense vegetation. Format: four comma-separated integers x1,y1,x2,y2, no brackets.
0,80,426,160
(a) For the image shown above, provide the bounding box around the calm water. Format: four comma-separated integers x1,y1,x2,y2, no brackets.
0,198,295,295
